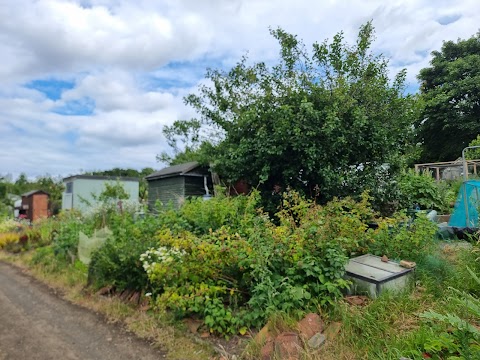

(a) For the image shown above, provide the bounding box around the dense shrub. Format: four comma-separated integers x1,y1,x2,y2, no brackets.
25,218,58,248
141,192,411,335
51,212,83,262
88,234,158,291
87,213,168,291
179,190,258,235
398,170,449,212
367,213,438,261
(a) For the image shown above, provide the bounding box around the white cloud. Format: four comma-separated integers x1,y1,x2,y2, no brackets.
0,0,479,178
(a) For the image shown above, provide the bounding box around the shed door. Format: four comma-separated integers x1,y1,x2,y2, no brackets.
63,193,73,209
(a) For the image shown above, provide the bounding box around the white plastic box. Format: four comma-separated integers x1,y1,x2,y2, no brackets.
345,254,414,298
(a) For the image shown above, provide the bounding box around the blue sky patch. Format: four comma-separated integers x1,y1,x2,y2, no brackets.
9,124,28,136
143,57,227,91
437,14,462,26
62,130,79,144
53,97,95,116
26,79,75,101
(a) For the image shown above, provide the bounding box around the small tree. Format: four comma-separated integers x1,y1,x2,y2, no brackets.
177,22,418,209
98,182,130,203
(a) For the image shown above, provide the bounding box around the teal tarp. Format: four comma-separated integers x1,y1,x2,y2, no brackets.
448,180,480,228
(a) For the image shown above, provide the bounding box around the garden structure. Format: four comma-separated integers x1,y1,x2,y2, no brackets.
61,175,140,213
19,190,49,222
449,179,480,228
145,161,213,209
415,158,480,181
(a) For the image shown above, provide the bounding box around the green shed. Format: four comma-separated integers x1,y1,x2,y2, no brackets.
145,162,213,209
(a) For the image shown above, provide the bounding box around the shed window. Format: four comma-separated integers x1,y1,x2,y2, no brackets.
65,182,73,193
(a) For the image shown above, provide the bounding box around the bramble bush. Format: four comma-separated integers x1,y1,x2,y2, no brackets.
134,190,437,336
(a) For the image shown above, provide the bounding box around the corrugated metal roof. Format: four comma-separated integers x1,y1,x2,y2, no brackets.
145,161,202,180
62,175,140,182
22,190,49,197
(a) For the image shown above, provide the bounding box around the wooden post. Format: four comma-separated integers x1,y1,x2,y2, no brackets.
414,164,419,173
435,167,440,182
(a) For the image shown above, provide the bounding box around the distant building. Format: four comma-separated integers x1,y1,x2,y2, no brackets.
61,175,139,213
19,190,49,222
145,162,212,209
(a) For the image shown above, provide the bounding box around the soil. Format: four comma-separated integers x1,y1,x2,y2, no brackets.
0,261,166,360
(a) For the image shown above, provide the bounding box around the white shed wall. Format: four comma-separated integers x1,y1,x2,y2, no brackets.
62,178,139,213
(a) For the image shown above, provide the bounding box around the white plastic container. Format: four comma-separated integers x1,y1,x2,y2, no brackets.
345,254,414,298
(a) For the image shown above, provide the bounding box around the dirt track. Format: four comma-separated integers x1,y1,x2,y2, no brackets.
0,261,165,360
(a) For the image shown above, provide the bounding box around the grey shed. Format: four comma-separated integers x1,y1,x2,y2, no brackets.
145,161,213,209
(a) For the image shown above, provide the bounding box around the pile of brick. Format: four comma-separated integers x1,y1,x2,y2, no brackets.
257,313,341,360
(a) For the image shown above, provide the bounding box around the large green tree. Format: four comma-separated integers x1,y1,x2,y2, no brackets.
178,23,419,205
416,32,480,162
156,119,214,166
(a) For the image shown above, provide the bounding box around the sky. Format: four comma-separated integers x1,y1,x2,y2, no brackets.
0,0,479,179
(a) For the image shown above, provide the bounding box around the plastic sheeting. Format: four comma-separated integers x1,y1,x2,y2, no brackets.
448,180,480,228
78,227,112,265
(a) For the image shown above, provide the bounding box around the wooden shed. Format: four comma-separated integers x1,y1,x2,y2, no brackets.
146,162,212,209
20,190,49,222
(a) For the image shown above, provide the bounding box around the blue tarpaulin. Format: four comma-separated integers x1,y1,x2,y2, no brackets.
448,180,480,228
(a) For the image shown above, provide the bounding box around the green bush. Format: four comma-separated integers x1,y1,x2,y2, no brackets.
26,218,58,248
88,235,157,291
143,192,370,335
398,170,449,212
179,190,258,235
87,212,166,291
51,214,83,262
367,212,438,261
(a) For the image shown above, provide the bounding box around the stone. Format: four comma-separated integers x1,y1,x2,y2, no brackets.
260,340,274,360
307,333,326,349
119,289,132,301
381,255,389,262
400,260,416,269
274,332,301,360
95,286,112,296
345,295,368,306
129,291,140,304
324,322,342,341
139,304,150,312
255,323,272,344
183,318,203,334
297,313,324,340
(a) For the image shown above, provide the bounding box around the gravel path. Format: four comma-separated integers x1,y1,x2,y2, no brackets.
0,261,165,360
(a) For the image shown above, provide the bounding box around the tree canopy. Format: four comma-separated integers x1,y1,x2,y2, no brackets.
178,23,418,206
416,32,480,162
